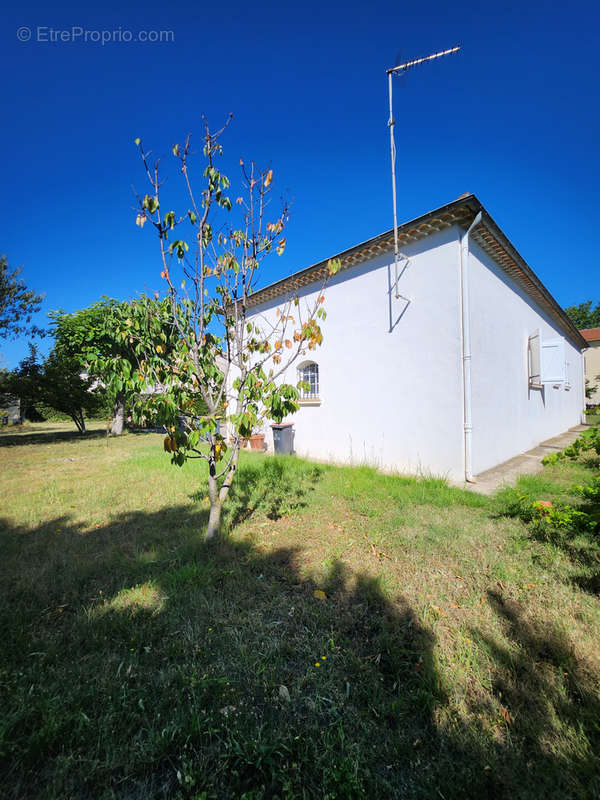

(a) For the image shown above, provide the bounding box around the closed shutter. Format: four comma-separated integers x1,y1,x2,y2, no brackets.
541,338,565,383
528,330,541,387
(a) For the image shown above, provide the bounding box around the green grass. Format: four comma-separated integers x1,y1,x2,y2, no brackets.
0,422,599,799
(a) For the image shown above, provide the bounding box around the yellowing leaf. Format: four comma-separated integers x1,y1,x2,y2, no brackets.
276,238,286,256
328,258,341,276
264,169,273,188
313,589,327,601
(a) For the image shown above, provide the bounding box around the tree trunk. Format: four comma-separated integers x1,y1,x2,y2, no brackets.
72,409,86,433
204,442,240,542
205,500,223,542
110,392,125,436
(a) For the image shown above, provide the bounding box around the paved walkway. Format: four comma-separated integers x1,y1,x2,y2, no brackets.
462,425,589,496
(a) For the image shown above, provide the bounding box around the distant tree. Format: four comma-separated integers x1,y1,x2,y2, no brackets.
564,300,600,329
123,122,335,541
586,379,597,401
4,344,106,432
0,255,44,340
41,349,108,432
50,297,182,435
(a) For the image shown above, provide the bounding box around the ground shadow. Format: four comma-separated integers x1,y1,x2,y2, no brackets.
0,427,107,448
190,458,324,527
1,506,598,798
457,589,600,799
0,507,438,799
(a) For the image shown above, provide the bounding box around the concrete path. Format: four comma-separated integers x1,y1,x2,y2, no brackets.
462,425,589,496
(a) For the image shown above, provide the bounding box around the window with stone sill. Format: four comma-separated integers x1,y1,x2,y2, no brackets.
297,361,319,403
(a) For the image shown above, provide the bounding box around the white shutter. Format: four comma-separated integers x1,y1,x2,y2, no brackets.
541,338,565,383
528,330,541,387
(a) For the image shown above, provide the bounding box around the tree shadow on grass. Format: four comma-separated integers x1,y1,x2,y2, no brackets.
0,508,599,798
459,589,600,799
0,427,106,448
190,457,324,527
0,506,439,799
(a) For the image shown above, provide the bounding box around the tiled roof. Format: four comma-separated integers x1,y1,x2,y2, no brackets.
246,194,587,351
580,327,600,342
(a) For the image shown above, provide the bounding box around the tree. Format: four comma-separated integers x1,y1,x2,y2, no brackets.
39,349,107,432
49,299,178,435
3,344,106,431
0,255,44,340
564,300,600,330
125,122,337,540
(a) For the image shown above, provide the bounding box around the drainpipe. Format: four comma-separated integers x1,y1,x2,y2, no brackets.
581,348,587,423
460,211,482,483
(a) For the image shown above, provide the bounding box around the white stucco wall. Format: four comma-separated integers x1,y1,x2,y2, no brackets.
248,227,466,479
468,240,585,475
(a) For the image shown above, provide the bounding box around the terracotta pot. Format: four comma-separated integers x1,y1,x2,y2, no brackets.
249,433,265,451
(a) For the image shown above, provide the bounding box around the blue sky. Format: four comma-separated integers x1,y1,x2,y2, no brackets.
2,0,599,366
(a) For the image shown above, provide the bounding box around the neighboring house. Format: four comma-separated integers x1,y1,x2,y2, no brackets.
0,398,21,425
244,194,586,483
580,327,600,401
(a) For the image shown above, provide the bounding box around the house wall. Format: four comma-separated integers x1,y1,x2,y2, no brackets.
584,340,600,399
468,240,585,475
247,227,466,479
0,399,20,425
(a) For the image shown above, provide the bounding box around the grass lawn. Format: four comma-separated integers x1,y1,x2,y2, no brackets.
0,422,599,799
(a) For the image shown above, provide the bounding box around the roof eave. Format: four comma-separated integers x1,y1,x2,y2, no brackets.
246,194,587,351
245,195,479,310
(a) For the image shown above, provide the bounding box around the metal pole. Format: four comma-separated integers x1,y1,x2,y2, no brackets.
387,45,460,300
388,71,400,298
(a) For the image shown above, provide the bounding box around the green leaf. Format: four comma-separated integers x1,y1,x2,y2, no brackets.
328,258,342,276
143,195,159,214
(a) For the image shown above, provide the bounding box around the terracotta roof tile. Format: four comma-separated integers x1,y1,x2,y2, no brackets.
580,327,600,342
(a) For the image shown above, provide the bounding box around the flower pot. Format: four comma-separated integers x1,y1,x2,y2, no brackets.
249,433,265,451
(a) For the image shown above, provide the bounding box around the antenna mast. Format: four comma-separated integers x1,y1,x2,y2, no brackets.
387,46,460,298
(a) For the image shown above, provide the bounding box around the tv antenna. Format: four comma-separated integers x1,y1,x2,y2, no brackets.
387,46,460,298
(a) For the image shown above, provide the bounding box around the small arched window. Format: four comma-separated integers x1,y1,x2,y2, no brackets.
298,361,319,400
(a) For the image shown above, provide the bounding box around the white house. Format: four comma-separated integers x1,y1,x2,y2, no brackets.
244,194,586,482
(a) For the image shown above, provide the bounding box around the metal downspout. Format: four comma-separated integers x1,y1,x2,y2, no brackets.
461,211,482,483
581,348,588,423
